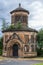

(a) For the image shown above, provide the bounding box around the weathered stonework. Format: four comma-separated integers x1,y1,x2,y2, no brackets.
2,4,37,57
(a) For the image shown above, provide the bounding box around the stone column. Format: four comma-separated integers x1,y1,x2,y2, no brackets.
29,44,31,52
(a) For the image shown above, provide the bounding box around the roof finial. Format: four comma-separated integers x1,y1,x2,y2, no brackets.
19,3,21,7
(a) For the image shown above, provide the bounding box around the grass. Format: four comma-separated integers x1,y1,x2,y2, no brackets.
34,63,43,65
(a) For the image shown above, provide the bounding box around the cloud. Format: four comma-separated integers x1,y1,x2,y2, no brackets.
29,1,43,30
29,20,43,30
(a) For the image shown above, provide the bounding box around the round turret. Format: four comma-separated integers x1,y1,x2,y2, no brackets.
10,3,29,26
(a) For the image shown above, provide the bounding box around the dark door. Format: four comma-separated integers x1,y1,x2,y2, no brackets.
13,44,18,57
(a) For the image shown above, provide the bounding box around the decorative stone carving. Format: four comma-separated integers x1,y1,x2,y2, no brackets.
6,33,24,43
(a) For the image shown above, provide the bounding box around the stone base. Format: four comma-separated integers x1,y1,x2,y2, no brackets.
23,52,37,58
2,52,37,58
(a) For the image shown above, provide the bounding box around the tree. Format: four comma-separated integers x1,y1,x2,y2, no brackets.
0,37,3,49
0,37,3,55
8,24,15,29
37,29,43,49
2,18,8,31
37,29,43,56
7,21,22,30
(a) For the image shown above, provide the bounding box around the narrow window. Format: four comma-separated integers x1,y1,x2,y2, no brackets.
31,35,34,43
31,45,34,52
24,35,29,44
5,35,8,42
24,45,29,52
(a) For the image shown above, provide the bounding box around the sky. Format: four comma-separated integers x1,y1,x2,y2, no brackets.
0,0,43,37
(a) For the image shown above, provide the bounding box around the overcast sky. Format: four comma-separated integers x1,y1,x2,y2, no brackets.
0,0,43,37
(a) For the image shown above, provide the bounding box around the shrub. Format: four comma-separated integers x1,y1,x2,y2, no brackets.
6,22,22,30
37,48,43,57
0,49,2,55
8,24,15,29
0,37,3,55
16,22,22,29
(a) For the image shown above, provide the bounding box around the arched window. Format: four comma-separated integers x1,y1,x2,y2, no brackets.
5,35,8,42
23,16,28,23
31,35,34,43
24,35,29,44
15,15,28,23
4,45,7,51
11,15,15,24
15,15,22,22
35,35,37,43
31,45,34,52
35,45,37,51
24,45,29,52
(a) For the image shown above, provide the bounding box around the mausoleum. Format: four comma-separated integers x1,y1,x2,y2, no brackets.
2,4,38,57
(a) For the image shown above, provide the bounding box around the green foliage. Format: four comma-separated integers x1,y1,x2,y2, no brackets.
7,21,22,30
8,24,15,29
37,48,43,57
37,29,43,49
0,37,3,55
16,21,22,29
0,49,2,55
37,28,43,56
2,19,9,31
0,37,3,49
2,20,22,30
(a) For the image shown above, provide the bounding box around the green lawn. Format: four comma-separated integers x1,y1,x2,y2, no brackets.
34,63,43,65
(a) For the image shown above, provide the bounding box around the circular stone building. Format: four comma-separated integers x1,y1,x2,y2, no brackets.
2,4,38,57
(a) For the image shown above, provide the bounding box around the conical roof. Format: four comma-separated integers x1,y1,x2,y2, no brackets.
10,3,29,14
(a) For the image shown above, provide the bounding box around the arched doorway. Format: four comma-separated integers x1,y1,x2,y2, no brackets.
12,44,18,57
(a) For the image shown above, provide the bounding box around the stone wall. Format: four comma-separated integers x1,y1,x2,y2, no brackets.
3,31,37,57
11,11,28,26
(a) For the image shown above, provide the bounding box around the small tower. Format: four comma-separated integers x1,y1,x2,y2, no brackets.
10,3,29,27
